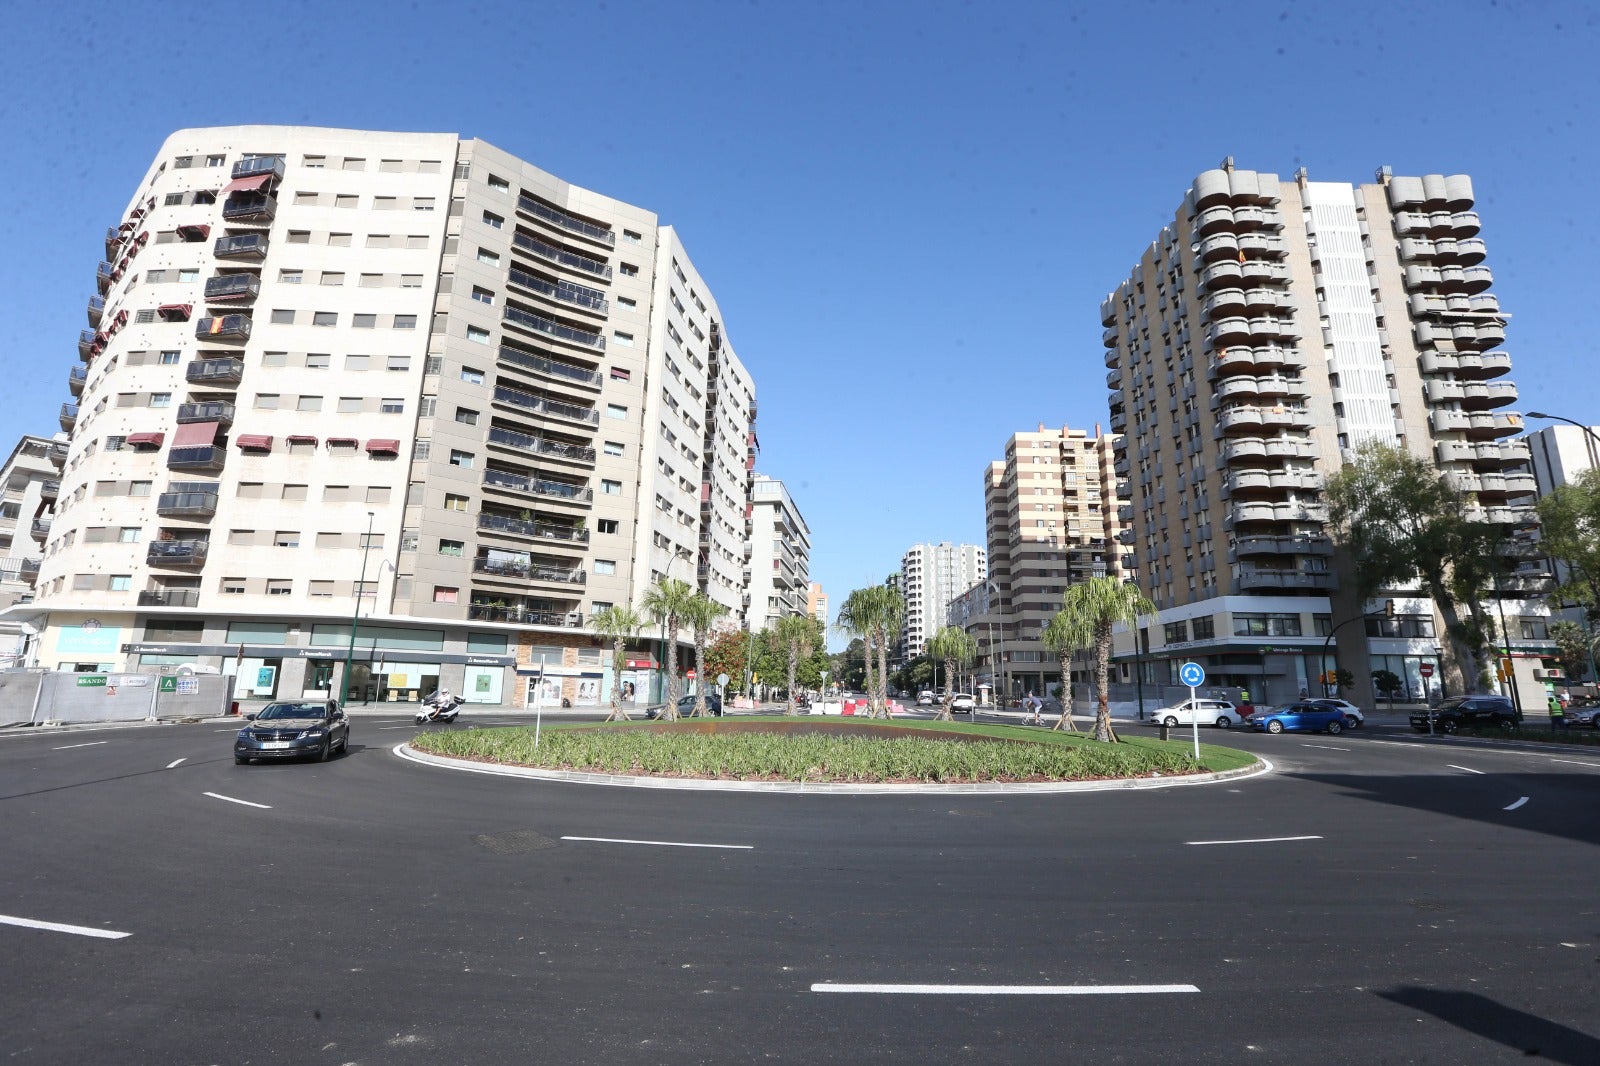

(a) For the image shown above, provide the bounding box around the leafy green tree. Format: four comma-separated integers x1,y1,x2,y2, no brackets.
774,613,818,716
1053,577,1155,742
837,585,904,718
1325,440,1504,695
681,592,727,717
590,605,643,723
705,628,751,695
828,639,868,691
1548,620,1594,685
925,626,977,721
1537,467,1600,611
835,589,880,713
1372,668,1402,705
641,577,697,719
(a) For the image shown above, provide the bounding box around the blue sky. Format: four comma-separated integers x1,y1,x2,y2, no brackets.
3,1,1596,645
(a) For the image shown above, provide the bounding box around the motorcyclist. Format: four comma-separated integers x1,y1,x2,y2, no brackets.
423,688,454,720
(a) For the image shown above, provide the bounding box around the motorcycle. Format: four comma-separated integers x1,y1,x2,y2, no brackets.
415,693,465,724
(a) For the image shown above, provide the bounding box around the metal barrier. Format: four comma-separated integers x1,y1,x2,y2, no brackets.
0,670,234,726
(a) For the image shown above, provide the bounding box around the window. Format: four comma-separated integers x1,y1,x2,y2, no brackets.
471,286,494,305
109,574,132,592
487,174,509,192
477,248,500,266
119,527,141,543
130,480,152,497
413,440,431,459
606,404,628,420
206,154,226,167
601,479,622,496
617,296,636,311
438,539,464,557
381,397,404,414
1519,619,1550,640
270,309,295,324
401,274,424,289
433,586,459,604
297,395,323,412
342,157,365,171
164,192,184,206
466,326,490,344
286,231,310,245
374,196,398,211
419,396,437,417
1191,616,1215,641
221,578,246,595
178,268,199,283
274,531,300,547
328,232,352,247
1164,621,1189,644
262,351,288,367
312,311,337,327
320,271,344,286
305,353,330,369
1232,613,1303,638
309,580,334,597
337,397,363,414
448,450,475,469
460,367,484,385
149,392,171,408
408,234,429,250
293,191,318,207
267,580,292,596
597,519,619,534
386,355,411,372
603,441,624,457
158,350,180,365
609,367,631,382
593,560,617,576
619,263,638,277
255,393,280,410
366,486,391,504
345,354,370,370
482,211,504,229
393,314,417,330
455,407,479,426
622,229,642,244
613,331,634,347
444,493,469,512
334,194,356,209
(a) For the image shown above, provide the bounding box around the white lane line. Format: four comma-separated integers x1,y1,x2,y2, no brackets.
1545,758,1600,769
812,983,1199,996
215,727,243,732
166,758,187,769
0,913,131,940
1186,835,1321,846
203,791,272,810
1302,743,1350,751
1504,797,1529,811
377,725,418,730
51,741,108,750
560,836,752,850
1447,764,1485,775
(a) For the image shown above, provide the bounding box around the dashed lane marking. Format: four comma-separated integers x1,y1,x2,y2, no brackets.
51,741,108,750
1447,764,1485,775
0,913,130,940
166,758,186,769
560,836,752,850
1301,744,1350,751
203,791,272,810
1186,835,1321,846
812,983,1199,995
1504,797,1529,811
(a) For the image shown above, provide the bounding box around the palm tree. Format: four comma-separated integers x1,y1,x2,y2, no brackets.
591,605,644,723
836,586,904,718
774,613,818,716
835,588,877,713
925,625,977,722
641,576,697,720
681,592,727,718
869,587,906,718
1054,577,1155,742
1040,612,1083,732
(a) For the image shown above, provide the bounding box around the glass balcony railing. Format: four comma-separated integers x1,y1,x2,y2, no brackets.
214,233,268,259
466,603,583,627
491,384,599,424
471,558,587,584
194,315,252,342
510,231,613,279
476,512,591,542
486,426,597,463
495,345,603,387
204,274,260,302
146,540,209,567
502,305,605,349
221,196,276,223
516,194,615,246
186,358,245,387
230,156,285,181
176,401,236,425
138,588,201,608
507,267,609,313
167,446,225,473
482,469,593,503
156,491,220,518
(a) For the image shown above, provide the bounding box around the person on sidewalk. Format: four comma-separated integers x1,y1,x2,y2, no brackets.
1549,694,1566,731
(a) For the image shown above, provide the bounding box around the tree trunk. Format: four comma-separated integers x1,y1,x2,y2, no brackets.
1427,578,1481,695
692,631,709,717
875,626,891,718
786,644,799,716
605,637,629,722
860,633,876,718
663,615,681,720
1053,652,1077,731
1093,625,1116,742
935,656,956,721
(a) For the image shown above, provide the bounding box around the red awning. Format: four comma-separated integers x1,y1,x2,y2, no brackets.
156,303,193,321
172,421,219,448
221,173,273,197
326,437,357,447
126,431,165,448
176,223,210,238
365,439,400,454
286,434,317,444
234,434,273,451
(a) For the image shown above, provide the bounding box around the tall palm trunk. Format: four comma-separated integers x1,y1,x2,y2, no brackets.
1053,651,1077,731
691,628,709,718
935,656,957,721
785,643,799,716
605,637,629,722
1093,623,1116,743
875,625,891,718
663,613,682,720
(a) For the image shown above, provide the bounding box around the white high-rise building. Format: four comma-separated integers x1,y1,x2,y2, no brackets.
899,541,986,657
745,474,810,631
8,126,760,707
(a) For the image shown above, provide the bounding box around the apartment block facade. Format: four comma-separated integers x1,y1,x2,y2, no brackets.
978,426,1122,698
12,126,759,707
1102,161,1550,705
806,582,828,625
0,435,66,664
745,474,811,631
898,541,985,658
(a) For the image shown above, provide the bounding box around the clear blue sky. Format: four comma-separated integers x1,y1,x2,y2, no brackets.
3,1,1596,646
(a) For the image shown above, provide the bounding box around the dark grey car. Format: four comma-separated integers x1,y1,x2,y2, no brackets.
235,700,350,763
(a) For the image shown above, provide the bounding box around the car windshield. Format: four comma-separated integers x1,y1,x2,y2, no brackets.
259,703,327,720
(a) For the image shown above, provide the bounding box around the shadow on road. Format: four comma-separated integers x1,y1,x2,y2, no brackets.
1378,986,1600,1064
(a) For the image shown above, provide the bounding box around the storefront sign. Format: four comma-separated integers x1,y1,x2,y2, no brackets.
75,675,107,687
176,677,199,694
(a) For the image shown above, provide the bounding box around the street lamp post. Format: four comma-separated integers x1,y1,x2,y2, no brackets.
1527,411,1600,462
340,512,376,705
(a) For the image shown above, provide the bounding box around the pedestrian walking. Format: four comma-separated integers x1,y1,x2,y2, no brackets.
1549,694,1566,731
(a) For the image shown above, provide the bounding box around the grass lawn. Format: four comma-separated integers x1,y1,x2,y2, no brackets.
410,716,1258,783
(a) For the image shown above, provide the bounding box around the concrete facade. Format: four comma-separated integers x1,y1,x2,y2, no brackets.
899,541,985,658
745,474,811,631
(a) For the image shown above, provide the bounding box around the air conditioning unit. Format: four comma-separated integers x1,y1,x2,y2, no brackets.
1532,667,1563,681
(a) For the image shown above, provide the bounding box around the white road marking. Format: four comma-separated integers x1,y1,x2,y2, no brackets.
812,983,1199,996
1301,744,1350,751
215,727,244,732
1186,835,1321,846
52,741,108,750
1447,764,1485,775
203,791,272,810
1544,758,1600,769
0,913,130,940
166,758,186,769
560,836,752,850
1503,797,1529,811
377,725,417,730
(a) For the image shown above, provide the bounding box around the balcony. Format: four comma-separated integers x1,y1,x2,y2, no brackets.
68,365,87,397
472,557,587,585
1234,566,1334,592
177,401,236,426
78,330,96,360
167,446,225,473
510,231,613,280
1232,534,1333,558
502,304,605,349
146,540,209,568
486,426,596,464
204,274,260,304
214,232,268,259
491,384,599,425
221,195,276,224
97,261,113,295
156,491,220,519
230,156,285,181
482,468,593,504
477,511,591,544
39,480,60,502
186,357,245,387
496,345,603,389
86,295,104,327
466,602,583,627
516,193,615,247
137,588,200,608
59,404,77,431
30,517,52,538
507,267,609,315
194,315,252,343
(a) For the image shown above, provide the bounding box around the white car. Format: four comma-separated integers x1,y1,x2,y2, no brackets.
1307,698,1365,728
950,693,976,713
1150,698,1242,728
916,691,935,706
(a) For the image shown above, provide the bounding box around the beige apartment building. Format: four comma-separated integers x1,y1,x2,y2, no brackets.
0,435,66,665
974,425,1123,699
1102,161,1549,706
744,474,811,631
9,126,759,707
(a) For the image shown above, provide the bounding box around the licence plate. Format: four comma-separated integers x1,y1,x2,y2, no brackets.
261,741,292,749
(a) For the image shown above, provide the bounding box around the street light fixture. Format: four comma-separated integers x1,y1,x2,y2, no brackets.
341,511,376,705
1527,411,1600,460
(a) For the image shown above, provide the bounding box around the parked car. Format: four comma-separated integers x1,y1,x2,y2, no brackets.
645,693,723,719
1308,698,1365,729
950,692,976,713
1149,698,1242,728
1252,702,1347,735
235,700,350,764
1565,699,1600,729
1410,695,1521,734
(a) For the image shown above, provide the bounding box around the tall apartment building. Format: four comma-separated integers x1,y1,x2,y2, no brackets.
806,582,828,625
899,541,985,658
1102,161,1548,705
1527,424,1600,495
979,426,1122,697
9,126,758,706
744,474,810,630
0,435,66,664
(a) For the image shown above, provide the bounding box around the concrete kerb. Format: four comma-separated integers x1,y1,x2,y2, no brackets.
393,742,1273,795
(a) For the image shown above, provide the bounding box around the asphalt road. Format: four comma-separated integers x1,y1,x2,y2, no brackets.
2,715,1598,1064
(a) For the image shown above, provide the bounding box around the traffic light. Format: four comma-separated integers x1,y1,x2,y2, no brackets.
1385,599,1395,619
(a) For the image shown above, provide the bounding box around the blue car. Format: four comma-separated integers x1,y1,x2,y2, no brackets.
1252,702,1347,735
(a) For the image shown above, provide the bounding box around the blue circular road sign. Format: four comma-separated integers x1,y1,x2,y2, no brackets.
1179,661,1206,688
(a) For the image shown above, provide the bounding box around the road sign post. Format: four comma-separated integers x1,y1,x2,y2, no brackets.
1178,662,1206,761
1419,662,1436,734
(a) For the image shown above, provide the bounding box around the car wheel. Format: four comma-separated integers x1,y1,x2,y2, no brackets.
1215,716,1232,728
1497,717,1516,731
1441,720,1458,734
339,732,350,755
1327,720,1343,735
1163,716,1179,728
235,755,250,765
1267,720,1284,734
318,738,332,762
1346,716,1360,729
